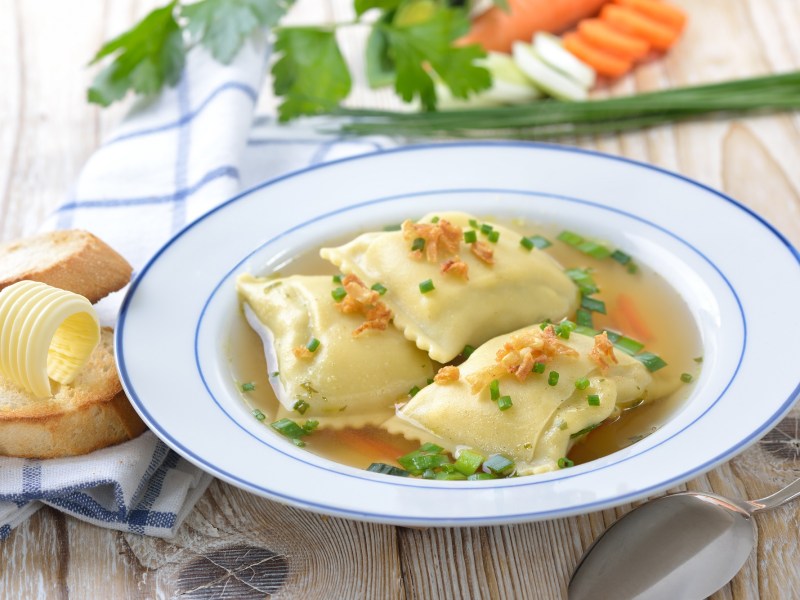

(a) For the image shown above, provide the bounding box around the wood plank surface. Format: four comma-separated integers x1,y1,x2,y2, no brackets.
1,0,799,598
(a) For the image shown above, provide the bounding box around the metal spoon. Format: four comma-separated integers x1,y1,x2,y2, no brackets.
568,477,800,599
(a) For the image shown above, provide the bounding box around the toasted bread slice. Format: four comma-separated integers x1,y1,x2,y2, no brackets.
0,230,132,303
0,328,147,458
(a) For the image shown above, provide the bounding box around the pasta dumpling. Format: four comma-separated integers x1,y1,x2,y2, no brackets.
384,325,654,475
320,211,579,362
237,273,434,428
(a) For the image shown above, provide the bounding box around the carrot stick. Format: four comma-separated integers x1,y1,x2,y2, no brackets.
563,33,633,77
616,293,653,342
600,5,680,50
613,0,687,31
460,0,609,54
338,429,407,463
578,19,650,60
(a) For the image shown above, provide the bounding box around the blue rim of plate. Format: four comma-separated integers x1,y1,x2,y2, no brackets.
117,141,800,523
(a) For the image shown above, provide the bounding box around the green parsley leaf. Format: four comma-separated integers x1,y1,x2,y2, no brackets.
272,27,352,121
88,1,184,106
380,6,490,110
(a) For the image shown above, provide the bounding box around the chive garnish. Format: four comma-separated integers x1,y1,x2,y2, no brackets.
587,394,601,406
575,377,590,390
462,344,476,358
271,418,308,441
332,274,342,284
467,472,496,481
371,282,388,295
577,240,612,259
576,308,594,328
680,373,693,383
270,371,280,377
241,382,255,392
383,224,402,231
555,320,576,339
480,223,493,236
306,337,321,352
636,352,668,372
454,449,485,476
487,230,500,243
571,423,600,439
557,457,574,469
483,454,515,476
548,371,560,386
252,409,266,421
565,268,599,295
614,336,645,356
558,230,583,247
411,237,425,252
520,236,534,250
464,230,477,244
427,378,434,385
497,396,513,411
610,249,631,265
331,286,347,302
435,471,467,480
303,420,319,433
693,356,704,364
528,235,551,249
367,463,410,477
627,263,639,275
557,419,569,431
533,362,545,374
409,385,421,397
581,295,607,314
419,279,435,293
469,219,480,229
431,216,440,223
293,399,310,414
489,379,500,401
420,442,443,453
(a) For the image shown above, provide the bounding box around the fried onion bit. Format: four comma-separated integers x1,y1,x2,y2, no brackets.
470,240,495,265
440,257,469,280
402,219,461,262
434,365,460,384
589,331,618,373
333,274,393,336
292,346,315,359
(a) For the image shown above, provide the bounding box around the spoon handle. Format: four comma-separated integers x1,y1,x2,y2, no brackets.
748,477,800,513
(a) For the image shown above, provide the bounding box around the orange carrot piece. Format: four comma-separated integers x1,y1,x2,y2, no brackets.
563,33,633,77
460,0,609,54
601,5,679,50
613,0,687,31
616,293,653,342
578,18,650,60
338,429,406,463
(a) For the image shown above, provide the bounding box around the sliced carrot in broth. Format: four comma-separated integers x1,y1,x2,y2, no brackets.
563,33,633,77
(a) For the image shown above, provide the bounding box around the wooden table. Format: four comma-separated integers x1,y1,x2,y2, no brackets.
2,0,799,597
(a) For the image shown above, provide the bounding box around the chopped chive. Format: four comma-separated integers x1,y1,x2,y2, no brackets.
427,378,434,385
487,230,500,243
611,249,632,265
462,344,476,358
409,385,421,397
421,469,436,479
419,279,435,294
431,216,440,223
571,423,601,439
627,263,639,274
557,457,574,469
565,268,599,296
581,296,607,314
464,230,477,244
520,236,534,250
680,373,694,383
539,322,549,330
252,408,266,421
420,442,444,453
331,286,347,302
271,418,308,440
367,463,410,477
574,325,600,337
576,308,594,328
454,449,486,476
576,240,612,259
293,399,310,415
483,454,515,476
614,336,645,356
411,237,425,252
371,282,388,295
575,377,590,390
303,420,319,432
435,471,467,480
399,452,450,473
241,382,255,392
383,224,402,231
548,371,560,386
636,352,668,372
469,219,480,229
332,274,342,284
306,337,321,352
557,230,583,247
533,362,545,374
270,371,280,377
528,235,551,249
555,320,576,339
605,330,621,343
489,379,500,401
480,223,493,236
497,395,513,411
693,356,704,364
587,394,601,406
557,419,569,431
467,472,496,481
293,439,306,447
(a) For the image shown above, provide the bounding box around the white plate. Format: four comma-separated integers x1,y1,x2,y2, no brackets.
117,142,800,526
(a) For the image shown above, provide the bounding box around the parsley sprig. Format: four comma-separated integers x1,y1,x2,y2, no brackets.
87,0,491,121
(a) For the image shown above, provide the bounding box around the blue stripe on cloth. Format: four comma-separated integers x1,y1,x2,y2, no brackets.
171,75,192,233
22,463,42,497
56,165,239,211
129,441,171,510
105,82,258,147
0,525,10,540
128,450,181,534
48,490,127,522
1,478,122,506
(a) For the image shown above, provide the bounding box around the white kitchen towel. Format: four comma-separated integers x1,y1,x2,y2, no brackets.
0,38,392,540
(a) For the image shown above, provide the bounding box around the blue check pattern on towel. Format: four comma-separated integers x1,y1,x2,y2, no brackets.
0,39,391,540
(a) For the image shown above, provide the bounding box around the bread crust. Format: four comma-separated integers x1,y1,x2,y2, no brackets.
0,230,132,303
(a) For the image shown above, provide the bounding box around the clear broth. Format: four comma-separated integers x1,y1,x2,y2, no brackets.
228,218,702,471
